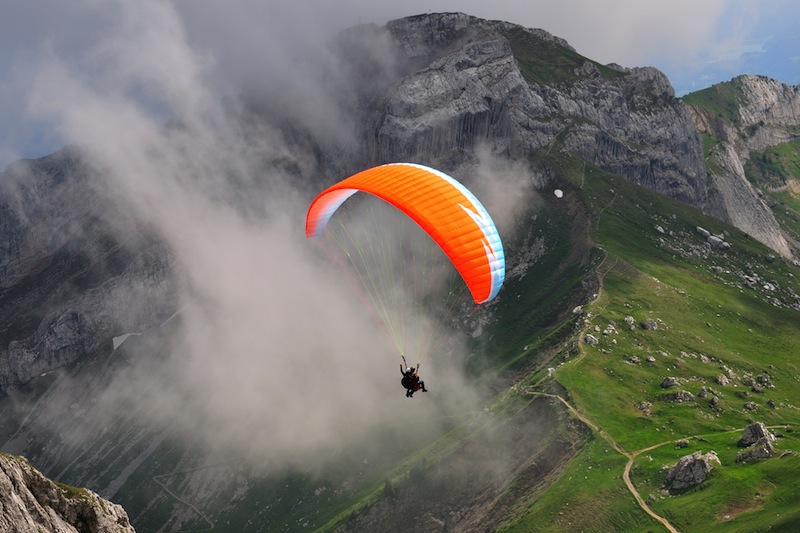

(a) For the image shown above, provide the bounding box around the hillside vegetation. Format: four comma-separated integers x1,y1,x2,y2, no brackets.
499,150,800,532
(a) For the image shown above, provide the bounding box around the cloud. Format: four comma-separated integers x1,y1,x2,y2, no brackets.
6,0,796,477
14,0,481,469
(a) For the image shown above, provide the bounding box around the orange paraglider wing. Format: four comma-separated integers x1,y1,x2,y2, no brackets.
306,163,504,303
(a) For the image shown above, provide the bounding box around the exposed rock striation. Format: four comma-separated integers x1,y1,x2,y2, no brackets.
0,453,135,532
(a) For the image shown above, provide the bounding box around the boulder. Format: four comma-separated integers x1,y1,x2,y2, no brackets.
708,235,725,248
663,390,695,403
665,451,720,493
736,437,777,463
603,324,617,335
641,318,659,331
661,376,679,388
738,422,775,446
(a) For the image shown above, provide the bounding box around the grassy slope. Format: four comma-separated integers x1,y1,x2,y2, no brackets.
504,160,800,532
215,78,800,530
681,80,744,125
314,191,597,531
502,26,624,87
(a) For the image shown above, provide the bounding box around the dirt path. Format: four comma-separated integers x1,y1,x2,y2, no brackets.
528,189,682,531
622,446,679,533
533,190,772,533
150,461,243,532
152,472,216,531
527,390,679,533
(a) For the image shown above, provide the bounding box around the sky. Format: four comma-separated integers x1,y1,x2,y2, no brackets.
0,0,798,472
1,1,799,168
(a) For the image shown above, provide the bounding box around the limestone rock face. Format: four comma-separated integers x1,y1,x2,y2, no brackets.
736,76,800,145
374,13,706,208
0,453,135,532
372,16,794,259
701,141,791,257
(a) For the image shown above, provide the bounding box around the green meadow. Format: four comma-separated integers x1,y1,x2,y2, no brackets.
506,157,800,531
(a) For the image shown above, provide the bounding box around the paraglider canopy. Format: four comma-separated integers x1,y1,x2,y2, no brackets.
306,163,505,304
305,163,505,362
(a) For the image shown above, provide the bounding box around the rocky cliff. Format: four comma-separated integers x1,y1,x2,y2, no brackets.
0,453,134,532
687,75,800,257
364,13,707,207
340,13,793,256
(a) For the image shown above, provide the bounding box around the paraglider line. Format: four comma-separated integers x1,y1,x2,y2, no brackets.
318,233,403,357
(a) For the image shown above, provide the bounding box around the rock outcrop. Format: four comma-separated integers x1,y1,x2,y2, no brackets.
0,453,135,532
737,438,777,463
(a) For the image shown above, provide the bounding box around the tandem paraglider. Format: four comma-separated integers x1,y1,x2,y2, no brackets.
305,163,505,398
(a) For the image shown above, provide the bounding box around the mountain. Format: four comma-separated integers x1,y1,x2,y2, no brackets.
2,11,800,532
0,147,179,396
684,74,800,257
0,453,134,532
